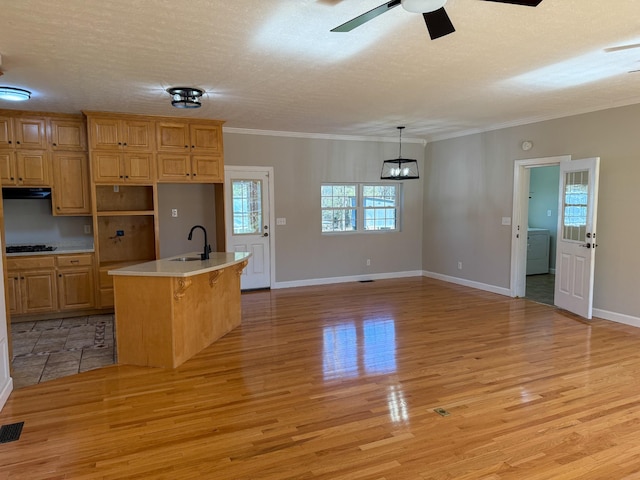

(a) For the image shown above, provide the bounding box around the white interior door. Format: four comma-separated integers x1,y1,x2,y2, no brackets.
225,167,272,290
554,157,600,319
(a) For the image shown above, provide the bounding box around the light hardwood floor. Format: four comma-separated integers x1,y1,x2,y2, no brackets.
1,277,640,479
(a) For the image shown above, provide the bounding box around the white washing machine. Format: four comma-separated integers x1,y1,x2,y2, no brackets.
527,228,550,275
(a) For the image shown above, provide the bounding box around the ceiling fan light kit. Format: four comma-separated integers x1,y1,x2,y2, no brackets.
167,87,204,109
331,0,542,40
381,126,420,180
0,86,31,102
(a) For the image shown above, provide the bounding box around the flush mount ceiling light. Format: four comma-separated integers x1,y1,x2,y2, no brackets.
167,87,204,109
0,86,31,102
381,126,420,180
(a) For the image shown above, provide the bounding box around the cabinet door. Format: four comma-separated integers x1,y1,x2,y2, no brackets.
0,151,17,185
122,120,154,151
57,267,95,310
156,153,191,182
16,151,50,186
92,152,123,183
6,274,22,315
189,124,222,154
52,152,91,214
191,155,223,183
0,116,13,147
89,117,121,150
50,118,87,151
156,122,190,152
124,153,153,183
22,270,57,314
14,117,47,149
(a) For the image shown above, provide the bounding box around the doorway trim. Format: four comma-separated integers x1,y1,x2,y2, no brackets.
510,155,570,298
224,165,277,289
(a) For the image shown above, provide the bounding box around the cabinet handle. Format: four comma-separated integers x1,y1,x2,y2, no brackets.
118,142,122,146
18,177,23,181
119,175,124,178
191,145,195,149
56,206,60,210
53,143,57,146
184,145,188,149
10,177,14,180
13,277,18,280
193,173,197,176
125,175,129,178
71,260,79,264
58,274,62,278
186,173,189,176
20,277,24,280
8,140,11,144
123,142,127,146
16,141,20,145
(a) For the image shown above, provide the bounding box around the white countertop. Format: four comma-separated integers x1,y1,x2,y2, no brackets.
108,252,251,278
6,246,95,257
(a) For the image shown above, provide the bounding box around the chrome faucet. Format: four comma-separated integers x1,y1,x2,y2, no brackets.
188,225,211,260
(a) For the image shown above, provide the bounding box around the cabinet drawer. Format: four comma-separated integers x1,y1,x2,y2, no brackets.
7,256,56,270
56,254,93,267
99,288,114,308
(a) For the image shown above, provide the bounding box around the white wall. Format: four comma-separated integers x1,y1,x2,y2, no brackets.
223,133,425,284
423,103,640,321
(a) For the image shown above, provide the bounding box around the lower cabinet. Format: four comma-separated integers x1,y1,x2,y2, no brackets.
7,253,95,317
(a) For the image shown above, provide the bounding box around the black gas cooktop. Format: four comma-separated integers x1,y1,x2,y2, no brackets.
6,245,57,254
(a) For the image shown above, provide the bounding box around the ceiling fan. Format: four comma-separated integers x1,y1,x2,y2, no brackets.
331,0,543,40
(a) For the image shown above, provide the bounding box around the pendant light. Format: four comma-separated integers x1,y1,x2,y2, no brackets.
380,126,419,180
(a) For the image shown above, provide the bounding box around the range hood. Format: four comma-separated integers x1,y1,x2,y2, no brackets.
2,187,52,199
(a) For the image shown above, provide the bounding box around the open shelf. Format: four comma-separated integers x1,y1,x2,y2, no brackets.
95,185,154,212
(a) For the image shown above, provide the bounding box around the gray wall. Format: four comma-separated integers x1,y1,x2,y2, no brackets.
223,133,425,283
423,103,640,319
157,183,217,258
529,165,559,269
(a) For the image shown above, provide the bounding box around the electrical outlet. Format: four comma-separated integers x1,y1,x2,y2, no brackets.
113,185,119,193
457,261,463,270
116,230,124,237
366,259,371,266
171,208,178,218
547,209,552,217
83,224,91,235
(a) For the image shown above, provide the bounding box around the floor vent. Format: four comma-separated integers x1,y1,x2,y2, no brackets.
359,280,374,283
0,422,24,444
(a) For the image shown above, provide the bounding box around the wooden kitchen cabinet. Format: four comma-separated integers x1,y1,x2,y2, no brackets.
6,256,58,315
0,150,50,186
157,153,222,183
49,118,87,151
56,254,95,310
88,117,154,151
156,120,223,183
0,116,47,149
52,152,91,214
91,152,154,184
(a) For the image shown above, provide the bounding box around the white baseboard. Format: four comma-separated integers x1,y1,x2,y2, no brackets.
422,271,512,297
273,270,423,289
0,377,13,412
593,308,640,328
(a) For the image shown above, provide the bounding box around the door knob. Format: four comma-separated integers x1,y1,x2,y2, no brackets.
580,243,591,248
263,232,269,237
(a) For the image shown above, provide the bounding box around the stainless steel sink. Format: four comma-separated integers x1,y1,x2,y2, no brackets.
170,256,202,262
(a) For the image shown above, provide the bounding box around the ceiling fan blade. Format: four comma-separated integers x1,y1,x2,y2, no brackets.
331,0,401,32
482,0,542,6
423,8,455,40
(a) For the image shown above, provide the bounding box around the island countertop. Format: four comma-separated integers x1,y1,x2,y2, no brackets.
108,252,251,278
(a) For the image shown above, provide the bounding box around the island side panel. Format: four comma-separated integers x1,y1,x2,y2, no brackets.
113,275,175,368
171,264,244,367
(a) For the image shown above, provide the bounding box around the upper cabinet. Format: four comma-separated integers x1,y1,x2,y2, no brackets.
88,117,154,152
0,115,47,149
50,118,87,151
156,120,224,183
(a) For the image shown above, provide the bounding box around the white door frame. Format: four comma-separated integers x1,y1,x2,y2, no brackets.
510,155,570,298
224,165,276,289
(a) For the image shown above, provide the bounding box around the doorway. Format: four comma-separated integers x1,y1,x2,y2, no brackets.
525,165,559,305
224,166,275,290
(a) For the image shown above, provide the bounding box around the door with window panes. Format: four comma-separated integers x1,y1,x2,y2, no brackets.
224,168,271,290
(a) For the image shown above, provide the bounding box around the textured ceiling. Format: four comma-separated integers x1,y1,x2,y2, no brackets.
1,0,640,141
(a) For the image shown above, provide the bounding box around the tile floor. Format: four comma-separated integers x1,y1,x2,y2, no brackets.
526,273,555,306
10,314,116,389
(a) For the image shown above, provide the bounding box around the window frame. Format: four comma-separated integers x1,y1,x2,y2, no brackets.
321,182,401,234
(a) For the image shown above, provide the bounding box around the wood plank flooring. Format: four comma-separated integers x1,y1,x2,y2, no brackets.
1,277,640,479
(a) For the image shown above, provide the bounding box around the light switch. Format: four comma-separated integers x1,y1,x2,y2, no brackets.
501,217,511,226
547,210,552,217
276,217,286,226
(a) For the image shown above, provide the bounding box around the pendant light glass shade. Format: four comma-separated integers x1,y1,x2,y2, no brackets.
0,87,31,102
380,127,419,180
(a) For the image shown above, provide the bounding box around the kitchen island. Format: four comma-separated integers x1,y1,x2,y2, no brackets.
109,252,250,368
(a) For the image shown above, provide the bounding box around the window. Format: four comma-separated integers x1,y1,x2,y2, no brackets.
232,179,262,235
321,183,399,233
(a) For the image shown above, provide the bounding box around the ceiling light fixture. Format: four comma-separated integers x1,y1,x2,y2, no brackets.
0,86,31,102
381,126,420,180
167,87,204,109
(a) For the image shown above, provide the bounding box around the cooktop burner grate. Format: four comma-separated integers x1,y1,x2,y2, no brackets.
6,245,57,254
